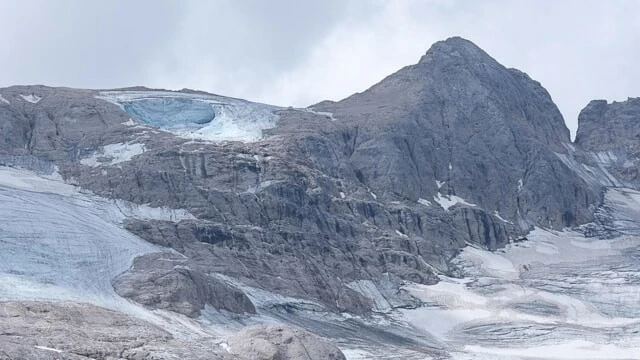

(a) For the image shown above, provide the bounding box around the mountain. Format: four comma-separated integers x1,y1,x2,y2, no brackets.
0,37,639,359
313,37,599,232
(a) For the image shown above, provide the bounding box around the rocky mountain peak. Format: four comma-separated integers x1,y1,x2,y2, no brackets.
419,36,496,65
575,97,640,150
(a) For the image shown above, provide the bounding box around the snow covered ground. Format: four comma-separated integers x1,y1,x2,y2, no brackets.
433,192,476,211
19,94,42,104
397,188,640,359
97,90,281,142
80,142,146,167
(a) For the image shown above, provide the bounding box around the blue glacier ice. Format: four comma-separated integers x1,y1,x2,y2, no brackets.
98,90,281,142
122,97,218,129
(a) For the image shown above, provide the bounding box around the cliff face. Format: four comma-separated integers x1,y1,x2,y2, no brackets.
574,98,640,187
0,38,613,318
315,37,599,231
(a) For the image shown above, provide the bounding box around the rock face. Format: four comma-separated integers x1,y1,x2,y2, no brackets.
224,324,346,360
0,37,612,318
0,301,222,360
112,252,256,317
313,37,599,231
575,98,640,186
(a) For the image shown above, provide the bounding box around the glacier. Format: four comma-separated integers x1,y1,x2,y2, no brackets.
97,90,281,142
0,166,222,341
396,188,640,359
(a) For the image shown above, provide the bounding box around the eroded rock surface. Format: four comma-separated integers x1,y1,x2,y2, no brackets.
224,324,346,360
0,301,221,360
113,252,256,317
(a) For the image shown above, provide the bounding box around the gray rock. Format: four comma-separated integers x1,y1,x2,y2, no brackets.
0,301,223,360
575,98,640,186
225,324,346,360
113,252,256,317
313,36,599,231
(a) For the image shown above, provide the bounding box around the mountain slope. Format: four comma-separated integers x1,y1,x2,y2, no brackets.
314,37,599,231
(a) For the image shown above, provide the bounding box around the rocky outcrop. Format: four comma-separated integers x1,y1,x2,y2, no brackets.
574,98,640,187
112,252,256,317
0,301,222,360
224,324,346,360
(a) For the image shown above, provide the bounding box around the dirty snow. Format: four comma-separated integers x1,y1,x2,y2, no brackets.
34,346,63,353
433,192,476,211
80,142,146,167
398,189,640,359
418,198,432,206
303,108,337,121
122,118,137,126
493,211,511,223
20,94,41,104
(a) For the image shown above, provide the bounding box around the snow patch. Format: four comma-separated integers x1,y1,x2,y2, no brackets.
0,165,195,222
460,245,519,279
34,346,63,353
20,94,41,104
219,342,232,353
418,198,432,206
433,192,476,211
303,108,337,121
592,150,618,165
339,192,346,199
0,94,9,105
0,166,78,196
80,142,146,167
122,118,136,126
493,211,511,223
435,180,445,189
465,341,640,360
342,349,378,360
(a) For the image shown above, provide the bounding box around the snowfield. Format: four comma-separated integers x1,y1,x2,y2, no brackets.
80,142,146,167
0,166,218,340
398,188,640,359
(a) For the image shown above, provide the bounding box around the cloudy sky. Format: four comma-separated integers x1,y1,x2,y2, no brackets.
1,0,639,137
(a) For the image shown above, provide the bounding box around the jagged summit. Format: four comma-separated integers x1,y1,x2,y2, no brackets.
419,36,496,64
313,37,594,231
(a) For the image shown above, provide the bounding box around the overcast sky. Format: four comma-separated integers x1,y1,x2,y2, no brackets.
1,0,639,137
